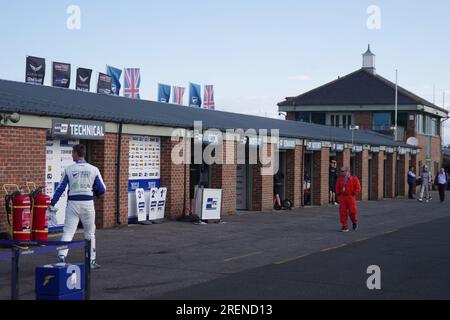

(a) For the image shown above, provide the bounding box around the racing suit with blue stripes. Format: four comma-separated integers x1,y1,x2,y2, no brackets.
51,160,106,261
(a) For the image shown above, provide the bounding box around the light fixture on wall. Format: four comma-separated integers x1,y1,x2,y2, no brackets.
350,125,360,147
0,113,21,125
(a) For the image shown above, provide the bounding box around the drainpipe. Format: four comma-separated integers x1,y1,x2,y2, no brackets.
301,139,305,207
116,122,123,225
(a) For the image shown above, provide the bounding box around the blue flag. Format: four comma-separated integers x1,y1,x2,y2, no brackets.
158,84,171,103
106,65,122,96
189,83,202,108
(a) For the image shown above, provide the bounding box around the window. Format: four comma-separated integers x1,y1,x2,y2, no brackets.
327,114,353,129
417,114,438,136
431,118,438,136
373,113,391,131
416,114,424,134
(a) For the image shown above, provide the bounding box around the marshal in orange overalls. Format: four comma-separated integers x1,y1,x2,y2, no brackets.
336,175,362,229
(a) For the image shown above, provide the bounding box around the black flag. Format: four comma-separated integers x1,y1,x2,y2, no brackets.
52,62,71,88
25,56,46,85
76,68,92,92
97,73,112,95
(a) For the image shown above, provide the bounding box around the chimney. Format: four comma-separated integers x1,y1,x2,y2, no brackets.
362,44,376,74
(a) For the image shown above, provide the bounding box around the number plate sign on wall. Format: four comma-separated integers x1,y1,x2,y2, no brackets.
353,145,363,153
306,141,322,151
279,138,296,150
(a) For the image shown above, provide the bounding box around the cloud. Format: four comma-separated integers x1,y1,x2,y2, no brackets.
288,75,312,81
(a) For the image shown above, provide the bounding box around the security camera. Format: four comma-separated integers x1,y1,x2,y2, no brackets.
8,113,20,124
0,113,21,125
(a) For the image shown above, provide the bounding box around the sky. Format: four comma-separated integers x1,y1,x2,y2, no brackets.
1,0,450,141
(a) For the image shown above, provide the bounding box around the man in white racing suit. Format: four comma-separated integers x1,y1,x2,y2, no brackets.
50,144,106,269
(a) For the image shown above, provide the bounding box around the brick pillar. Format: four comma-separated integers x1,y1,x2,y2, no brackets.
211,140,237,215
0,127,47,234
285,145,302,208
371,151,385,200
252,143,274,211
397,153,411,197
336,149,351,169
355,149,369,201
312,147,330,206
91,133,129,229
160,137,190,220
410,154,418,173
385,152,397,198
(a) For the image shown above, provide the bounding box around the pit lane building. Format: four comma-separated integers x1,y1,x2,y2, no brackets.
0,78,418,232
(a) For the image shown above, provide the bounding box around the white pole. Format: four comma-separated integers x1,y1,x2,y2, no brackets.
395,70,398,141
444,91,446,109
433,84,436,104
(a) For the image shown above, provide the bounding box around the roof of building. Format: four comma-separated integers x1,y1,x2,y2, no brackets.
278,69,447,114
442,149,450,158
0,78,413,148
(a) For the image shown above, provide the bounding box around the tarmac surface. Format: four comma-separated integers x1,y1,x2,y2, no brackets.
0,192,449,300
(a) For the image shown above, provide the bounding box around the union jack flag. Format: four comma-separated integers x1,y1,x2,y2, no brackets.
124,68,141,99
203,85,215,110
173,86,185,105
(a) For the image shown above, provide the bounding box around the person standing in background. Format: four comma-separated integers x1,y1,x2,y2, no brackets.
329,160,338,205
418,165,432,203
407,166,417,199
434,168,449,203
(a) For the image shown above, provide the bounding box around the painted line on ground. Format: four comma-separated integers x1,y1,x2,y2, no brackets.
224,251,264,262
383,229,398,235
321,243,348,252
274,254,310,265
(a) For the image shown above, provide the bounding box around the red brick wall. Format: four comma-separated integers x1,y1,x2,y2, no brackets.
160,137,190,220
417,135,442,177
397,154,410,197
312,148,330,206
252,143,274,211
336,149,351,169
211,140,237,215
371,151,385,200
406,113,416,141
285,146,302,208
354,112,373,131
355,150,369,201
90,133,129,229
0,127,47,233
385,152,397,198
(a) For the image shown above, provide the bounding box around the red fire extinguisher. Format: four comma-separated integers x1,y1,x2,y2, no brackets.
27,182,50,242
3,184,32,241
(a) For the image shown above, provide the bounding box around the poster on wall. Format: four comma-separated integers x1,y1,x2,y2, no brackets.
45,139,79,230
128,136,161,220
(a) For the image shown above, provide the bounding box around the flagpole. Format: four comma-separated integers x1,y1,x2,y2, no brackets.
395,69,398,141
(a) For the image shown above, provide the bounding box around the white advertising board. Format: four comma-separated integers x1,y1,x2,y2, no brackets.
128,136,161,220
200,189,223,220
45,139,79,230
135,188,147,222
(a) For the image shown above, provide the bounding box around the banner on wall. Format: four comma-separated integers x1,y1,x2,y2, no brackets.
25,56,46,85
52,62,71,88
158,84,171,103
97,73,112,95
189,83,202,108
76,68,92,92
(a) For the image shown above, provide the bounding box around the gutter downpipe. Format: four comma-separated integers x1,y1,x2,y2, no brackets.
301,139,305,207
116,122,123,225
